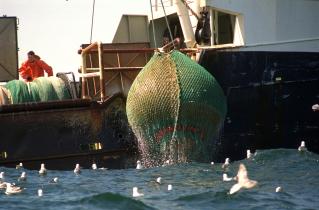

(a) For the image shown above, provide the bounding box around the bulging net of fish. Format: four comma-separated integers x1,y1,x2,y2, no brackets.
3,77,72,104
126,50,227,167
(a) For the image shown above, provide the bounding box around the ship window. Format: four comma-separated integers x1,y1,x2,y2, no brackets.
210,9,244,47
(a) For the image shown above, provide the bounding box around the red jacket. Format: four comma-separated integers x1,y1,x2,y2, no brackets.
19,59,53,81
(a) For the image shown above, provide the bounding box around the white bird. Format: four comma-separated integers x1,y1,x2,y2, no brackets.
74,163,81,174
210,161,215,165
0,172,5,180
39,163,47,175
16,162,23,169
229,163,258,195
136,160,143,170
223,173,235,182
132,187,144,197
5,183,24,195
275,186,283,193
298,141,307,152
162,159,171,167
222,158,230,169
18,172,27,181
167,184,173,191
38,189,43,197
92,163,97,170
312,104,319,111
0,181,8,189
49,177,59,183
156,177,162,184
246,150,254,159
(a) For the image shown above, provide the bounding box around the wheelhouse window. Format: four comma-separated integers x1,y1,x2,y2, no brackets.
209,8,244,47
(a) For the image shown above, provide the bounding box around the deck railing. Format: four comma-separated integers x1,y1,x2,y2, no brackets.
79,41,198,102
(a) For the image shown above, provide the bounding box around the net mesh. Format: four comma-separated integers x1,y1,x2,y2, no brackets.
3,77,72,104
126,50,227,166
5,80,33,104
47,76,71,100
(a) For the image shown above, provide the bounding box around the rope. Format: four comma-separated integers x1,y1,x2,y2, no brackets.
160,0,176,49
89,0,96,68
89,0,96,43
180,0,200,20
149,0,157,48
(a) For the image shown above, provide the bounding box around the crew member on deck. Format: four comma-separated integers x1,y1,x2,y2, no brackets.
19,51,53,82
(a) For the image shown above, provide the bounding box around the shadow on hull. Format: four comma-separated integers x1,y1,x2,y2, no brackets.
0,94,138,170
199,50,319,162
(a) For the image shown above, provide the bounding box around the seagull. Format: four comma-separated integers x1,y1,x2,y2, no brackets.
275,186,283,193
0,181,8,189
74,163,81,174
156,177,162,185
92,163,97,170
229,163,257,195
247,150,256,159
298,141,307,152
49,177,59,183
38,189,43,197
39,163,47,175
16,162,23,169
5,183,24,195
136,160,143,170
223,173,235,182
222,158,230,169
312,104,319,111
0,172,4,180
132,187,144,197
18,172,27,181
167,184,173,191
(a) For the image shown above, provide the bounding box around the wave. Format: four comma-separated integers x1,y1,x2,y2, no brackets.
80,192,157,210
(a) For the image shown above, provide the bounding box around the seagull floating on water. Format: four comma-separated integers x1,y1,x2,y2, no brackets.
156,177,162,185
132,187,144,197
39,163,47,175
5,183,24,195
0,172,5,180
312,104,319,111
38,189,43,197
222,158,230,169
223,173,235,182
298,141,307,152
136,160,143,170
18,172,27,182
229,163,258,195
275,186,283,193
168,184,173,191
74,163,81,174
49,177,59,183
16,162,23,169
246,150,254,159
0,181,8,189
92,163,97,170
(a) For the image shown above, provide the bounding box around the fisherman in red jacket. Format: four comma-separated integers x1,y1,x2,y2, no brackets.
19,51,53,82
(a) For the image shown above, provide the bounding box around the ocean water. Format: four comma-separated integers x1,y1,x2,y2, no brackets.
0,149,318,210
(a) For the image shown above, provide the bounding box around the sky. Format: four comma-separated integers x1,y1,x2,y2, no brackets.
1,0,149,79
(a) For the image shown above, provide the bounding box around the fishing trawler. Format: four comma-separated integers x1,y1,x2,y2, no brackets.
140,0,319,161
0,0,318,168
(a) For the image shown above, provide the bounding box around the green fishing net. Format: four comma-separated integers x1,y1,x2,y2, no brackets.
2,77,72,105
32,77,59,102
5,80,33,104
47,77,71,100
126,50,227,166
